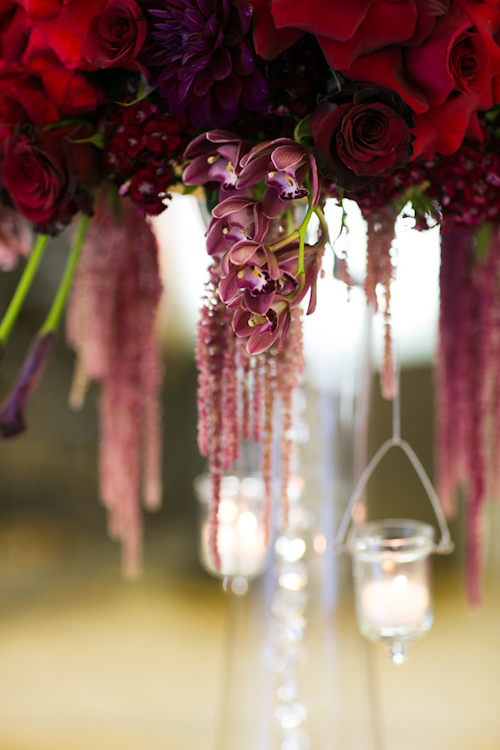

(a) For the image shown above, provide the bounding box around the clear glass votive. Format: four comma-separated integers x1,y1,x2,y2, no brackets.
347,519,435,663
194,474,269,580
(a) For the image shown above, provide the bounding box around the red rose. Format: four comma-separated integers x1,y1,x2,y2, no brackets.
0,64,60,137
0,129,100,231
81,0,147,72
18,0,107,68
412,88,489,157
265,0,446,68
405,2,493,106
311,86,414,191
246,0,303,61
0,4,31,63
1,134,69,226
22,29,103,116
344,0,500,157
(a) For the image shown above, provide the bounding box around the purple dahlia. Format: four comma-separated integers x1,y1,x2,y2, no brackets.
142,0,269,128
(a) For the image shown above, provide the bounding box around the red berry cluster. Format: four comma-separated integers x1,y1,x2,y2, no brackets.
102,99,194,215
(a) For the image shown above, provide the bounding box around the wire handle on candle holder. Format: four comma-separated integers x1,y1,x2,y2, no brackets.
334,346,454,556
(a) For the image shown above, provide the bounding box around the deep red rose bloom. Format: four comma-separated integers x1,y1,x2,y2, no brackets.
0,4,31,63
0,64,60,138
1,134,68,225
311,86,414,191
252,0,447,67
81,0,147,72
17,0,107,68
405,2,493,106
22,29,103,116
0,129,100,231
344,0,500,157
246,0,303,61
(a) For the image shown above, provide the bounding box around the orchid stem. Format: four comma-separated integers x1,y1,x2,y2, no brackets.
297,201,314,276
40,215,89,335
268,230,299,252
313,206,330,250
0,234,49,350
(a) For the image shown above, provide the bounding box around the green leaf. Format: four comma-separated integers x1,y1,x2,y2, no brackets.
44,119,93,132
294,114,313,146
70,132,105,149
117,76,155,107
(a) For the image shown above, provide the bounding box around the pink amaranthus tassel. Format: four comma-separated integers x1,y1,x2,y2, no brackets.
365,208,397,400
66,196,163,579
437,224,500,605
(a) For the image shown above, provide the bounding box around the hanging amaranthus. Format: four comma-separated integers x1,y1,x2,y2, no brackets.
66,196,163,579
364,208,397,400
437,224,500,605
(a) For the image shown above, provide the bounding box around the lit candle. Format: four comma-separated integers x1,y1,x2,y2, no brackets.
360,575,430,628
201,509,268,578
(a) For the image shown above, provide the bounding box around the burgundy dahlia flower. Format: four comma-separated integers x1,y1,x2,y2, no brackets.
141,0,269,127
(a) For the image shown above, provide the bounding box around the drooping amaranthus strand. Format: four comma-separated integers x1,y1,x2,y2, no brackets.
196,262,234,571
364,208,397,400
488,231,500,501
66,196,163,578
437,224,500,605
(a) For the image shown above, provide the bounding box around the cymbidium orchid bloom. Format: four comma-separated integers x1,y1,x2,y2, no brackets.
237,138,320,217
183,130,249,196
232,299,291,355
207,197,269,257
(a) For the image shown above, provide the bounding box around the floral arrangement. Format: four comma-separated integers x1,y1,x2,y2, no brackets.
1,0,500,601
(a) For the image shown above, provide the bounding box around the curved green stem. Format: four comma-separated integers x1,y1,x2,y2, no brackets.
313,206,330,251
0,234,49,350
268,229,299,253
40,215,89,334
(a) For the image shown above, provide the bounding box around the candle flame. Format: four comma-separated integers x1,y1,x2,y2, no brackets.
392,574,408,593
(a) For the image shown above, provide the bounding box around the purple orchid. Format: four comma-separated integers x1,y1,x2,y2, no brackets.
0,332,54,438
232,301,291,355
207,196,272,263
183,131,249,197
236,138,320,218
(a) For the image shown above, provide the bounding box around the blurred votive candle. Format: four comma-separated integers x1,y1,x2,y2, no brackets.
360,574,430,628
195,474,269,579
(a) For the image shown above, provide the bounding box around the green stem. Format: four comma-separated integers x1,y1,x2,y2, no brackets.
313,206,330,250
296,200,315,276
0,234,49,349
268,230,300,252
40,215,89,334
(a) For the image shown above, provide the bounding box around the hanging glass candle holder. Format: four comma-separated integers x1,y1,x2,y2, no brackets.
335,350,454,663
348,519,435,664
195,474,269,581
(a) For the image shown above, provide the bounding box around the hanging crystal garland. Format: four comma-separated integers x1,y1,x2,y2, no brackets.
270,391,312,750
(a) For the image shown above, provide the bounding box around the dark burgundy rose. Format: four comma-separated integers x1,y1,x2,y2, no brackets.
0,66,60,139
311,85,414,192
1,128,100,232
81,0,147,72
1,134,68,226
